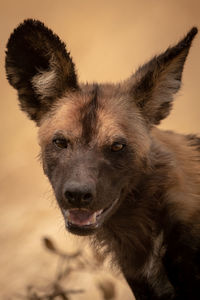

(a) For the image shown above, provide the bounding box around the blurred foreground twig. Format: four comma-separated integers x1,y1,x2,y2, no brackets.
15,236,115,300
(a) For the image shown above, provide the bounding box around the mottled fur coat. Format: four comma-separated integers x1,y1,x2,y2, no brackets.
5,20,200,299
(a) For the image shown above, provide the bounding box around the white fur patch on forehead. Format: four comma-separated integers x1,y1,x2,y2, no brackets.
32,69,58,99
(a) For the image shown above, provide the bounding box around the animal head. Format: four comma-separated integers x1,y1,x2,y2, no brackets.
5,19,197,235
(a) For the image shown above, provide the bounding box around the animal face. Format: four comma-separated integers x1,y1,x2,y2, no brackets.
5,19,197,235
38,85,151,235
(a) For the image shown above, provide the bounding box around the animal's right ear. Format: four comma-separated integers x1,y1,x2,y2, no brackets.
5,19,78,124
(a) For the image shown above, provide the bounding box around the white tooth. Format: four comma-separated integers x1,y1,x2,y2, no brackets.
96,209,103,216
91,212,97,223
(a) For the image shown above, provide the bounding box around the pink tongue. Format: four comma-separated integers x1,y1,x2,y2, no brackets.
67,209,96,226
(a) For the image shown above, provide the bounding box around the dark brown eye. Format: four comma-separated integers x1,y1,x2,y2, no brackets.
111,142,126,152
53,138,68,149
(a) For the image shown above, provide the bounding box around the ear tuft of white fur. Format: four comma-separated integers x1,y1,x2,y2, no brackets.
32,69,58,99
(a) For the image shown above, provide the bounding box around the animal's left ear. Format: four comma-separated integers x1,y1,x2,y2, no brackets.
127,27,198,125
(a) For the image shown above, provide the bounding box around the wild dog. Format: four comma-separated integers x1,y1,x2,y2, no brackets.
5,19,200,299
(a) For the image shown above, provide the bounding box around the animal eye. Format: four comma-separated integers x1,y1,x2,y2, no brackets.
53,138,68,149
111,142,126,152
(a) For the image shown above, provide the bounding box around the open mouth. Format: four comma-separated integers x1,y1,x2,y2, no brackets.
62,197,120,235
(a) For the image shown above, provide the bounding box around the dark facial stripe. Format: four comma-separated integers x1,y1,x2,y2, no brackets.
81,84,99,144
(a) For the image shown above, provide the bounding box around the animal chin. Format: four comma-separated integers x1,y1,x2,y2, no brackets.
62,197,120,235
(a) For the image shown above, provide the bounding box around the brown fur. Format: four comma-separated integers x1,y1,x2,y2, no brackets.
5,20,200,299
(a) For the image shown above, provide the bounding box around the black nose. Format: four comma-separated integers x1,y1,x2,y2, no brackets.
63,182,95,207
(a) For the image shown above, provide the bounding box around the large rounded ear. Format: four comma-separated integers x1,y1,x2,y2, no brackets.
5,19,78,123
126,27,198,125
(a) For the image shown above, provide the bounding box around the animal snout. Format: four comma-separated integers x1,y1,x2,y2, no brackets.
63,181,95,207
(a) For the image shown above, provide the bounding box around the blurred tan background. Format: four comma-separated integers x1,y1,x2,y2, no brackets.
0,0,200,299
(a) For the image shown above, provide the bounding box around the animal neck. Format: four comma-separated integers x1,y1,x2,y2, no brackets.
93,137,177,274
